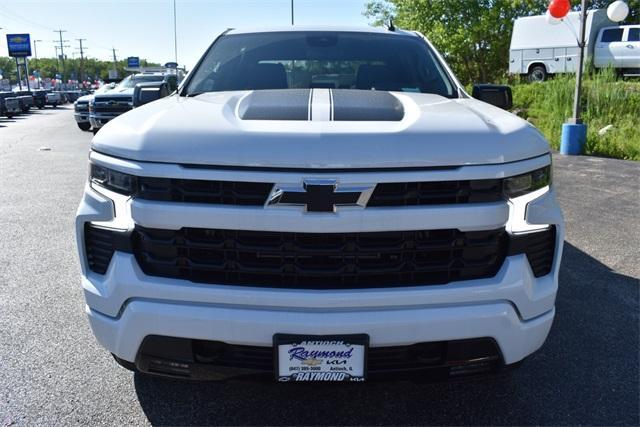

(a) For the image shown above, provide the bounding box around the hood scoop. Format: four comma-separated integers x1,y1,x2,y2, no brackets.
237,89,405,122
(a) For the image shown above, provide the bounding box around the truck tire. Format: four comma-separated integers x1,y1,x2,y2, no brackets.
528,65,547,82
77,122,91,131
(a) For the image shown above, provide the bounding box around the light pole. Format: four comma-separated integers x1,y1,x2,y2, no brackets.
291,0,294,25
33,39,42,88
173,0,178,64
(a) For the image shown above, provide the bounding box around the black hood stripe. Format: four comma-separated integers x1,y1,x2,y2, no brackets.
331,89,404,121
238,89,311,121
238,88,404,122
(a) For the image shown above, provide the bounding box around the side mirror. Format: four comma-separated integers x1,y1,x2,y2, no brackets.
472,84,513,110
133,82,169,107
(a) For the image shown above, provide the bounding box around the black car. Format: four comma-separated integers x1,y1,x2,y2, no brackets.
31,89,48,109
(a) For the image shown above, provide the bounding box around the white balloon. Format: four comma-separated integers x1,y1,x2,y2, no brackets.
546,10,563,25
607,0,629,22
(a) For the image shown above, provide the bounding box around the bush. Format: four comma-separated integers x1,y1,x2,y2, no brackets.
511,71,640,161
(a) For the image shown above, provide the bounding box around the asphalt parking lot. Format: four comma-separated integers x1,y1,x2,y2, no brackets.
1,108,638,426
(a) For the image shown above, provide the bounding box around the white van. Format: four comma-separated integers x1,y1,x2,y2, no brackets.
510,9,639,81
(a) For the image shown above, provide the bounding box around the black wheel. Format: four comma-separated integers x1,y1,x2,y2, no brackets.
77,122,91,131
52,103,57,108
528,65,547,82
6,114,13,119
112,354,137,372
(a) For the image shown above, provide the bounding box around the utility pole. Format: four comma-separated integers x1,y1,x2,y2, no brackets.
76,38,87,83
291,0,294,25
54,45,60,80
53,29,68,84
173,0,178,64
112,48,118,78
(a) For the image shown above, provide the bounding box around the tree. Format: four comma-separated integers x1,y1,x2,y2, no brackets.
0,56,160,84
364,0,639,84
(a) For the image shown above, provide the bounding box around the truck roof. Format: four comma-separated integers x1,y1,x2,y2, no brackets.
226,25,418,37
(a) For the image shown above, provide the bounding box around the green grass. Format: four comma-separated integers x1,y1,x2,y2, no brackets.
510,70,640,161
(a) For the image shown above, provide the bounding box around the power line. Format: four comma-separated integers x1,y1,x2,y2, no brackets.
0,6,55,31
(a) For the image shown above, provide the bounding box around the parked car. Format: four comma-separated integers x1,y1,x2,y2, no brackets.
89,70,180,133
510,9,639,81
65,90,86,103
14,90,34,113
45,91,62,107
77,27,563,382
31,89,48,109
0,91,21,118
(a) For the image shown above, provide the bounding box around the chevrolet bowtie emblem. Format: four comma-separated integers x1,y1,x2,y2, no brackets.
267,179,374,213
301,358,323,366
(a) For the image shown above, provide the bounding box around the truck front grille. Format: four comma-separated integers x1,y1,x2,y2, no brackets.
75,102,89,112
93,97,132,113
137,177,273,205
129,177,504,207
131,226,508,289
368,179,502,206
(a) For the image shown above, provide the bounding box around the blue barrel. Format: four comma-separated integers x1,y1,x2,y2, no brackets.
560,123,587,155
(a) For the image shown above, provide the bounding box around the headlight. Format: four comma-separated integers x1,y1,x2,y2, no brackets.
90,163,137,195
503,165,551,198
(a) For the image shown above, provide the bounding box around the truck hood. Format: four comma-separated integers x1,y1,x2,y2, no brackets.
92,90,550,168
95,86,135,97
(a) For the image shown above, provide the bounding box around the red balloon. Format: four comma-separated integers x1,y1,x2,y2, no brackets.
548,0,571,19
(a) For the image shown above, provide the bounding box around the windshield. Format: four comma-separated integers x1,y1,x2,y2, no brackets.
185,31,457,97
118,75,164,89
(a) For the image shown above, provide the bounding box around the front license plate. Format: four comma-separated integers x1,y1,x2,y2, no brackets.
274,334,368,382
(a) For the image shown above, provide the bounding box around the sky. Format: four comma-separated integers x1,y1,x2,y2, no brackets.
0,0,372,69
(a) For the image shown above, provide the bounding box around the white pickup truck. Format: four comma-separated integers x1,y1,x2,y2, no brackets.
76,26,564,382
510,9,639,81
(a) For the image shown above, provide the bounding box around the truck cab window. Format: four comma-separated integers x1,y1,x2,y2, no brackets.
601,29,623,43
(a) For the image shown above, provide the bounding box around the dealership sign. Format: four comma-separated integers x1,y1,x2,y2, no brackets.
127,56,140,68
6,34,32,57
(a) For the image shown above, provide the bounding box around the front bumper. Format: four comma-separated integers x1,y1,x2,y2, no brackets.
76,153,564,379
74,112,90,123
90,112,122,129
4,104,21,114
86,258,555,366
